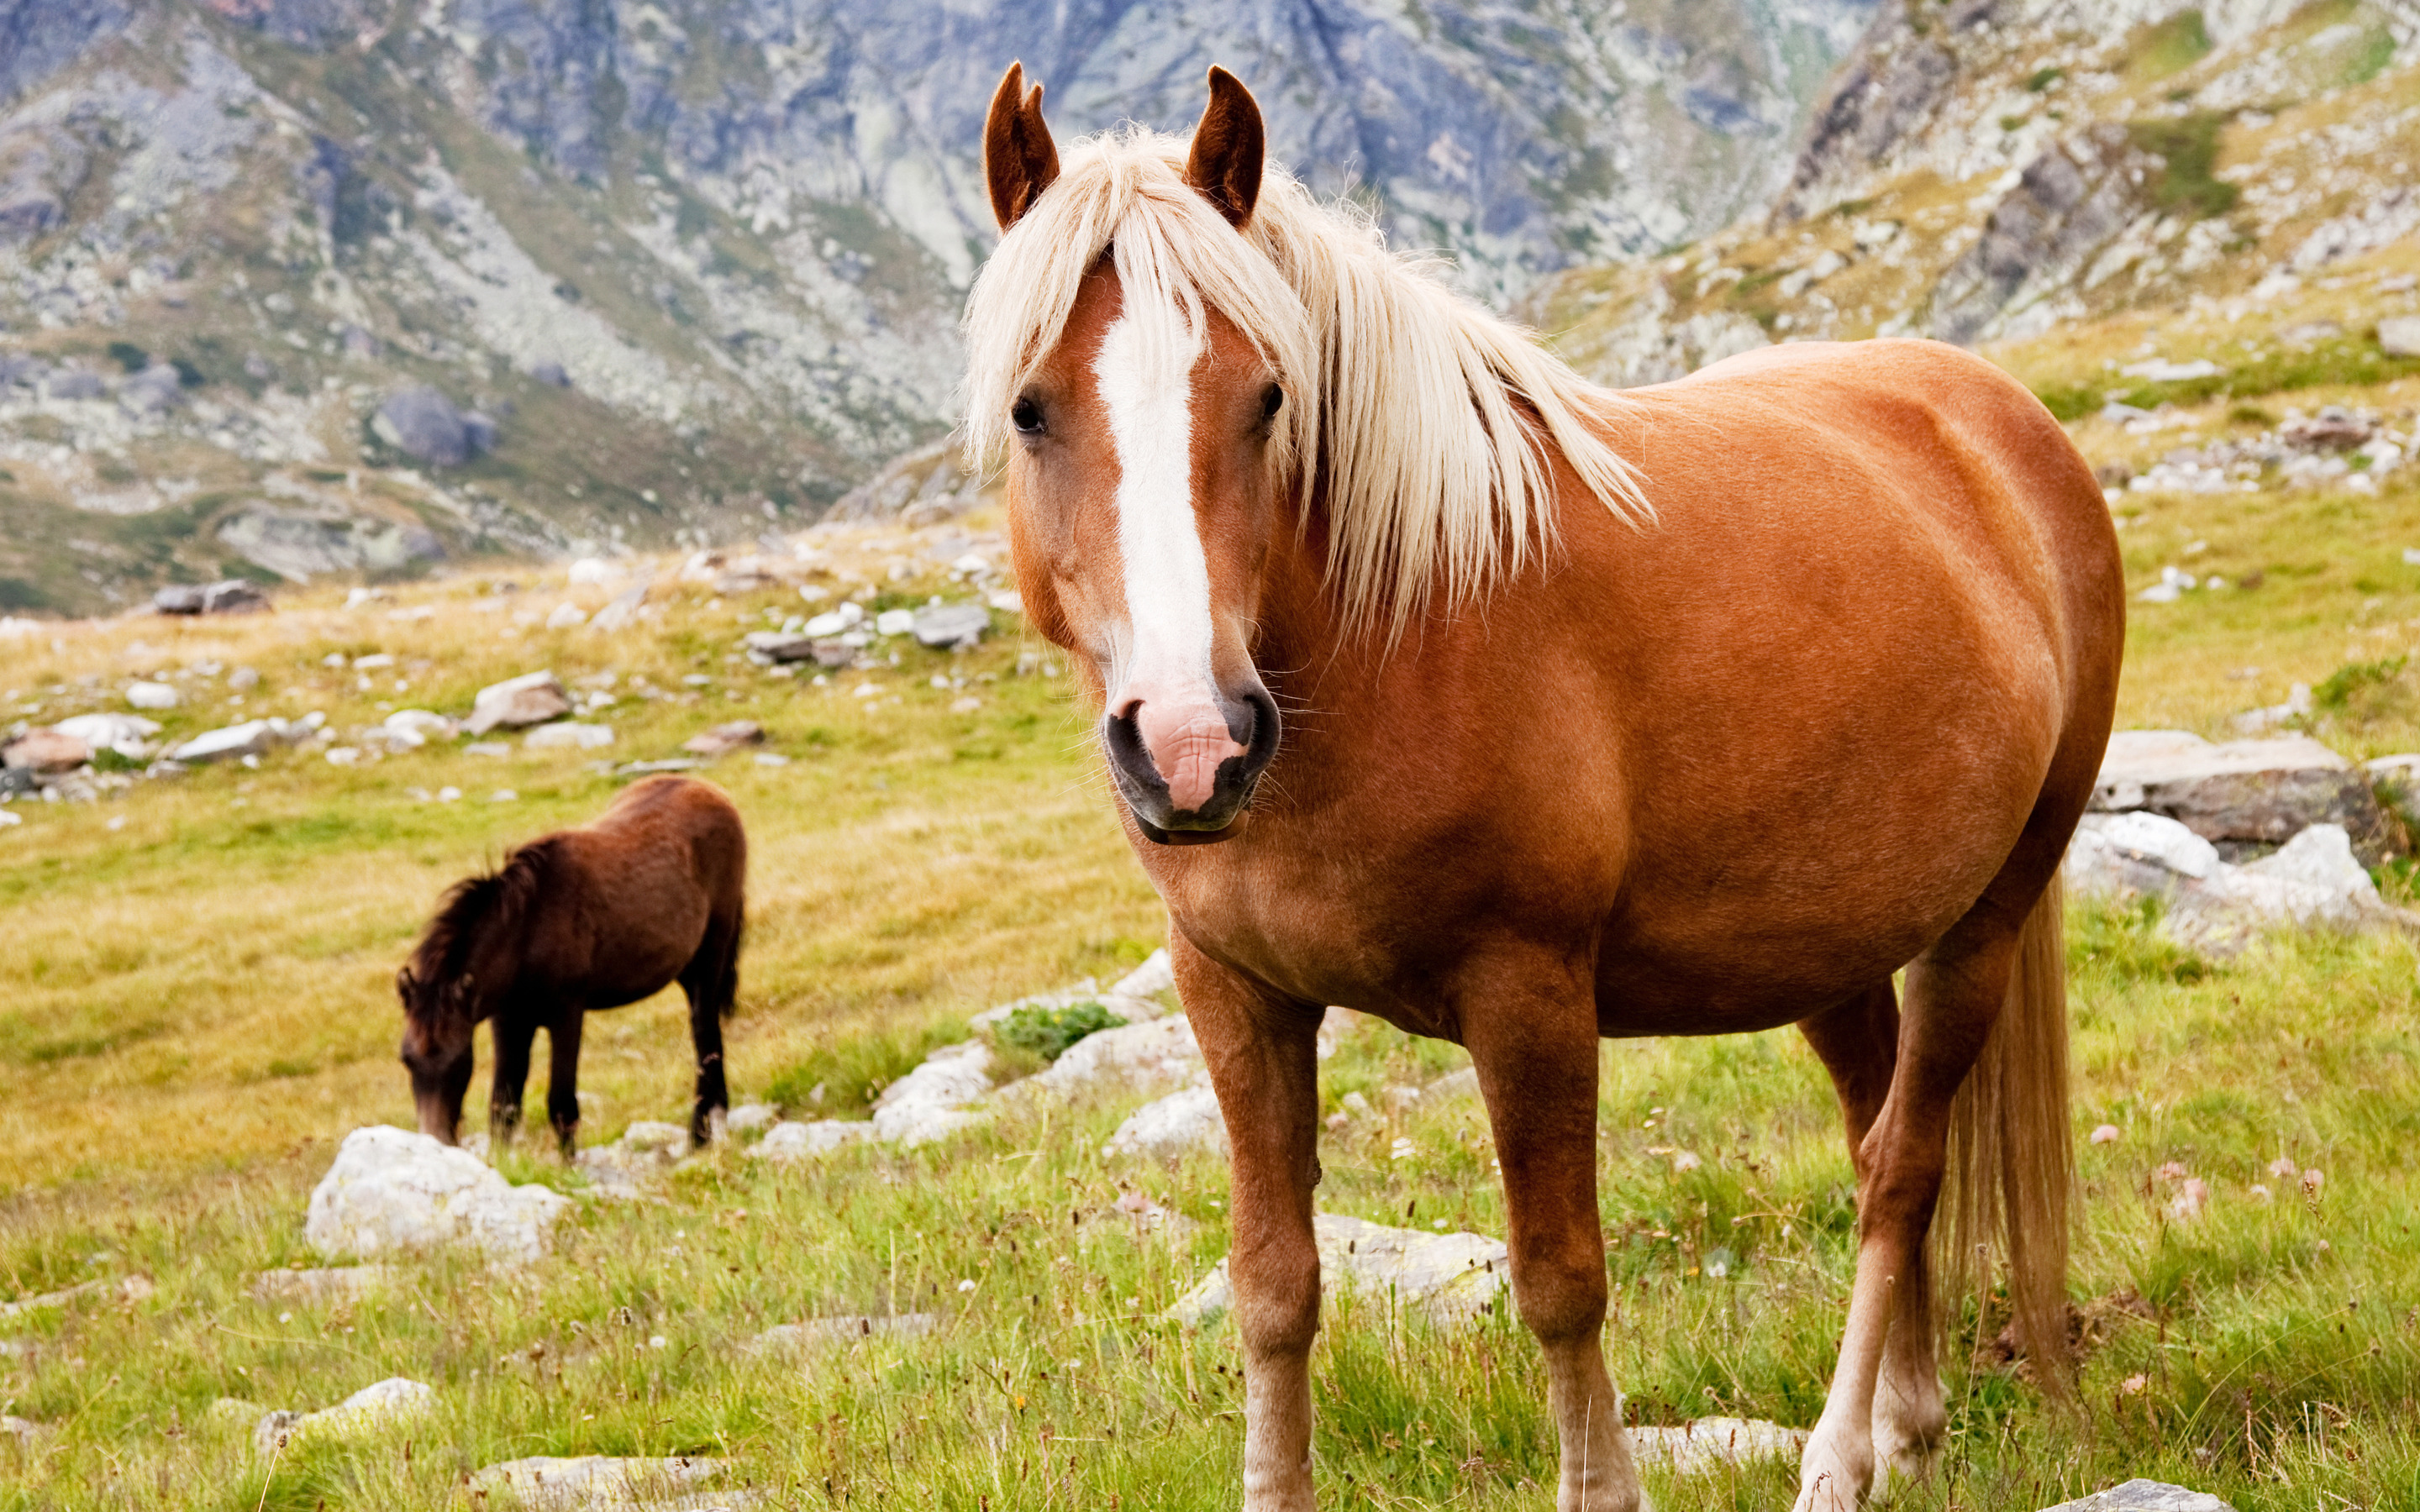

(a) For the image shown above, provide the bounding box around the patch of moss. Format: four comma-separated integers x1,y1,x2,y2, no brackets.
2131,10,2213,81
2128,113,2239,220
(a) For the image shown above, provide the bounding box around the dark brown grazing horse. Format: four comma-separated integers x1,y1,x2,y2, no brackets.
967,65,2123,1512
397,774,747,1154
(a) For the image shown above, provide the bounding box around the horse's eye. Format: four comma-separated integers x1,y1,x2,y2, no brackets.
1012,396,1044,436
1260,384,1284,421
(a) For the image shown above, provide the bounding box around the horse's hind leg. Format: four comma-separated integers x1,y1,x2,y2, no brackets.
1798,983,1947,1489
545,1009,585,1158
1793,905,2032,1512
489,1014,538,1147
679,914,739,1145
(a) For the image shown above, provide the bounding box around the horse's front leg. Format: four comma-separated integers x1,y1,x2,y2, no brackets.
488,1014,537,1147
1463,959,1643,1512
1179,934,1323,1512
545,1008,585,1158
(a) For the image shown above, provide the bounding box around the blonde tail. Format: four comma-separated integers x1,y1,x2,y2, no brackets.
1937,870,2073,1389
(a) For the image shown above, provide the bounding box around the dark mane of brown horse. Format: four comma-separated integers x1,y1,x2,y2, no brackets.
402,838,558,1021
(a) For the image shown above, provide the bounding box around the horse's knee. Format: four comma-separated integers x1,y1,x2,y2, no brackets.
1511,1236,1608,1346
1230,1235,1321,1359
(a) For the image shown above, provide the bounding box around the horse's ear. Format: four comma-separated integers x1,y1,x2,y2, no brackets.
1186,66,1264,229
395,964,416,999
984,60,1060,231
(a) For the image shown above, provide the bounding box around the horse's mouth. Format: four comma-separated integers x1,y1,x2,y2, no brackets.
1133,808,1251,846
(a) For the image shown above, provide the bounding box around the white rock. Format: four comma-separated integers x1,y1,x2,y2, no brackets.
871,1041,994,1145
125,680,179,710
2038,1481,2238,1512
2239,824,2378,905
2118,358,2225,382
54,712,160,753
748,1121,876,1160
2379,316,2420,360
566,558,624,586
745,1315,938,1355
385,709,458,739
1026,1016,1202,1099
304,1126,571,1265
467,1454,727,1511
525,722,613,750
803,603,865,637
1104,1085,1228,1162
171,721,277,764
2069,816,2407,953
1102,947,1176,1016
1629,1416,1808,1473
545,602,589,630
873,608,916,637
723,1103,781,1137
255,1377,436,1455
1171,1213,1507,1327
465,670,572,734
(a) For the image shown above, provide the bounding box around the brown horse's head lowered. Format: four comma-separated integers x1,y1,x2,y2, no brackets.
965,64,1648,843
396,862,532,1141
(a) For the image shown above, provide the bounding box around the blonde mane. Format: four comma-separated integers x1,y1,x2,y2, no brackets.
961,127,1652,638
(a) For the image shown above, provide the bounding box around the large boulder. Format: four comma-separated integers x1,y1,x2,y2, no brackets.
2091,730,2392,861
372,386,475,467
305,1126,571,1265
464,670,571,734
1171,1213,1508,1328
53,712,159,757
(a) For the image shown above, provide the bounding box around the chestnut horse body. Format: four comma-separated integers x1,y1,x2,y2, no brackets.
970,66,2123,1512
397,774,747,1154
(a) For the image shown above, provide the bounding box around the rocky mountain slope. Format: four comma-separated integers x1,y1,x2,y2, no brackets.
1538,0,2420,388
0,0,1878,615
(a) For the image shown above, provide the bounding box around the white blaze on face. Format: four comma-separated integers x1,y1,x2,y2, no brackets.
1093,296,1243,811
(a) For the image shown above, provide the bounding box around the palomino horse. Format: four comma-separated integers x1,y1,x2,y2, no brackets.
967,64,2123,1512
397,774,748,1155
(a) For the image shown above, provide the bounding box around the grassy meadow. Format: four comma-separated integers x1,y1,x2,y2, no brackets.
6,324,2420,1510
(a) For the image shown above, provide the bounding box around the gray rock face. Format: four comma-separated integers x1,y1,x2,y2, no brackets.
2039,1482,2238,1512
216,507,445,584
2091,731,2393,862
371,386,476,467
1925,124,2159,346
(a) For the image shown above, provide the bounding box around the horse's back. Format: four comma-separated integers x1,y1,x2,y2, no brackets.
592,774,748,904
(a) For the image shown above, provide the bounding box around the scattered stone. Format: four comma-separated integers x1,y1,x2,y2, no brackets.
153,580,272,616
2378,315,2420,360
528,722,614,750
247,1266,397,1304
575,1121,690,1198
2066,814,2412,953
1,1413,39,1445
615,758,698,775
748,1121,876,1161
1629,1416,1808,1473
803,603,867,638
745,1315,939,1355
530,360,571,388
1171,1213,1508,1327
1103,1085,1228,1163
1024,1016,1202,1100
305,1126,571,1265
124,680,179,711
0,1274,151,1320
723,1103,780,1137
683,722,764,758
912,604,991,649
2,728,89,773
170,720,293,764
591,582,650,633
372,386,477,467
873,608,916,637
871,1042,994,1145
466,671,573,734
2090,731,2391,861
2119,357,2224,383
2038,1482,2238,1512
252,1377,436,1455
469,1455,728,1511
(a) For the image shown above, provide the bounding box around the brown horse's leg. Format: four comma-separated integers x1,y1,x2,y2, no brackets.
545,1009,585,1158
1464,968,1641,1512
1180,934,1323,1512
489,1013,537,1147
1793,927,2017,1512
1799,983,1946,1488
680,915,739,1145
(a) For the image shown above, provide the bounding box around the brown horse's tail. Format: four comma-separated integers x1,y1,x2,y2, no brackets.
1937,869,2073,1392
